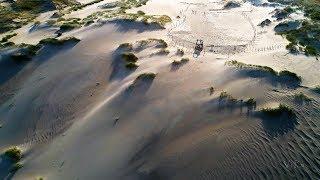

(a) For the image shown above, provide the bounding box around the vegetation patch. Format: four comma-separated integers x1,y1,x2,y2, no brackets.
136,73,156,81
4,147,22,162
39,37,80,45
313,85,320,94
226,60,301,84
8,43,42,62
121,52,138,63
294,92,312,102
69,0,104,11
223,1,241,9
272,6,295,20
278,70,302,82
219,91,237,103
245,98,257,107
0,0,76,34
226,60,277,75
0,33,17,43
261,104,296,118
125,62,139,70
176,48,184,56
10,162,23,172
271,1,320,57
118,43,133,50
259,19,271,27
172,58,189,66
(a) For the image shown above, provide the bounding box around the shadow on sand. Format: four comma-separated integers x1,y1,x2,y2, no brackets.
109,48,137,81
108,20,165,33
0,41,79,86
256,112,298,138
0,155,17,180
238,69,301,89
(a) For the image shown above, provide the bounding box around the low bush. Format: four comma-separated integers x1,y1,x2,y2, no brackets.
121,52,138,63
294,92,312,102
125,62,138,70
4,147,22,162
261,104,295,118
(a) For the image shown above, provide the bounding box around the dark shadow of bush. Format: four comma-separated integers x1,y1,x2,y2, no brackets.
257,104,298,138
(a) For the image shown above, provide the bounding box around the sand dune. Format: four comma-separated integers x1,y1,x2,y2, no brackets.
0,0,320,179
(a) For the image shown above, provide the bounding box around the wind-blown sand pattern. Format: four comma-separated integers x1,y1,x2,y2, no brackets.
0,0,320,179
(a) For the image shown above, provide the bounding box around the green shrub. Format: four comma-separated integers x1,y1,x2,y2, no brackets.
136,73,156,81
60,22,81,31
313,86,320,94
125,62,138,69
137,10,145,15
305,45,318,56
122,52,138,62
4,147,22,162
172,58,189,66
39,37,80,45
0,33,17,43
227,61,301,82
294,92,312,102
261,104,295,117
278,70,302,82
226,60,277,75
219,91,237,102
176,48,184,56
245,98,256,106
286,42,298,53
118,43,133,50
10,163,23,172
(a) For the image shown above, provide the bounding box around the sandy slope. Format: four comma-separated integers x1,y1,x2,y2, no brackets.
1,0,320,179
